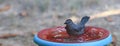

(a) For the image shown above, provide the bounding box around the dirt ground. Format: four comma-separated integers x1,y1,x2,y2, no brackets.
0,0,120,46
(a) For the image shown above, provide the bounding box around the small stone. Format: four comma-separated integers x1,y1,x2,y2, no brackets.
105,17,113,22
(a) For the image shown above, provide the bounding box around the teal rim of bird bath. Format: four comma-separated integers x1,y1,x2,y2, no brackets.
34,33,112,46
33,26,112,46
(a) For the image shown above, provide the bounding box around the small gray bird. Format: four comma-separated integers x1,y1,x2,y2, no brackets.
64,16,90,36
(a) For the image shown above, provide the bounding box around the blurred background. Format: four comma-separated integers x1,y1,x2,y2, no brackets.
0,0,120,46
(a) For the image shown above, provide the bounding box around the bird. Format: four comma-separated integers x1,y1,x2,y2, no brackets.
64,16,90,36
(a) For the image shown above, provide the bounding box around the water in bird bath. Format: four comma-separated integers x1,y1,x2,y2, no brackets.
38,26,109,43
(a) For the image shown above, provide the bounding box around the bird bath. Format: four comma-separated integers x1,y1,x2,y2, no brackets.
33,16,112,46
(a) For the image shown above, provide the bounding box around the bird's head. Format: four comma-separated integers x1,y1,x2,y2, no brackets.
64,19,73,24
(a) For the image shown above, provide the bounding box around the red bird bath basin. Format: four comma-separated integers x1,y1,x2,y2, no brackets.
34,26,112,46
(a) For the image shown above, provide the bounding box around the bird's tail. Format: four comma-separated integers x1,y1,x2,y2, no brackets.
79,16,90,26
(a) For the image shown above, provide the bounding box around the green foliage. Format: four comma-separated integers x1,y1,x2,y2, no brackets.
0,0,5,4
68,0,100,9
35,0,50,12
34,0,100,12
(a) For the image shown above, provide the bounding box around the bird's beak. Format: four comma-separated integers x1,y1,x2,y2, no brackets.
64,22,67,24
64,21,68,24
